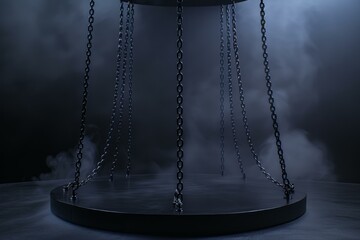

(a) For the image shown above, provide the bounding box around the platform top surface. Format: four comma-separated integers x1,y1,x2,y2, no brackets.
49,175,307,235
51,175,304,215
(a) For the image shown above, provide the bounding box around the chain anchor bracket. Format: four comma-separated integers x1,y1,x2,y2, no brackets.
283,182,295,201
173,189,183,213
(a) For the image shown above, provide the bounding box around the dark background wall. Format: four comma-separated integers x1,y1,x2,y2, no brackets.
1,0,359,183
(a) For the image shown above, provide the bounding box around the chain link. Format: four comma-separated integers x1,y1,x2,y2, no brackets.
226,4,246,180
70,0,95,200
219,5,225,176
230,1,283,188
125,3,135,178
259,0,294,198
174,0,184,213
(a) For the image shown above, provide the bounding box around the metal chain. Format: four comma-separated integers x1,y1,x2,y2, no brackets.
109,1,126,182
230,1,283,188
69,0,95,200
78,0,132,187
173,0,184,213
109,1,131,181
226,4,246,180
66,1,128,188
259,0,294,198
125,3,135,178
219,5,225,176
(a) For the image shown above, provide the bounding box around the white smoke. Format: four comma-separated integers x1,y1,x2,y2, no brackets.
253,130,335,181
36,136,97,180
180,0,336,181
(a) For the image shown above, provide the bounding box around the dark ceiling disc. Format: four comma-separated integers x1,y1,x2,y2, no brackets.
50,175,306,236
122,0,246,7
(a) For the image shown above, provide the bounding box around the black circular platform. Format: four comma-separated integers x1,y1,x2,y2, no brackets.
50,175,306,236
122,0,246,7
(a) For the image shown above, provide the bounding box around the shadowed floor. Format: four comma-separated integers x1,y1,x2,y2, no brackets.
0,175,359,239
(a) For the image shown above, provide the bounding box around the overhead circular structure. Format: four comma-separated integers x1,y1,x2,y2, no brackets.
122,0,246,7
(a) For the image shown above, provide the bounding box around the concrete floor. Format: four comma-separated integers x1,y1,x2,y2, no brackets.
0,177,359,239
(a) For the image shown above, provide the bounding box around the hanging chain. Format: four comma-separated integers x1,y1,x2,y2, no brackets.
226,4,246,180
109,2,131,181
109,2,126,182
230,1,283,188
70,0,95,200
125,3,135,178
173,0,184,213
259,0,294,198
65,1,130,190
78,1,131,187
219,5,225,176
